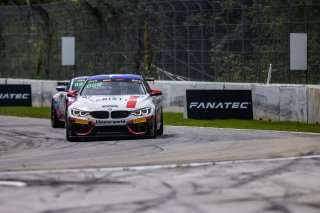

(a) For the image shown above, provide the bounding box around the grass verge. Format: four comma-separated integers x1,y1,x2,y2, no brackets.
164,112,320,133
0,107,319,133
0,107,50,119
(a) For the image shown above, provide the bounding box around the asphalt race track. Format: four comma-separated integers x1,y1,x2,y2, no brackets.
1,115,320,213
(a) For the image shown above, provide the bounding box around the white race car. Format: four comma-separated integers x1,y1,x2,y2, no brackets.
66,74,163,141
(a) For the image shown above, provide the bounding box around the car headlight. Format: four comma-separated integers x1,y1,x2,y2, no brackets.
131,108,151,116
70,109,90,117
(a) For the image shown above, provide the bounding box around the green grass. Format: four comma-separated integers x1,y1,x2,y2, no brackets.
0,107,319,133
164,112,320,133
0,107,50,119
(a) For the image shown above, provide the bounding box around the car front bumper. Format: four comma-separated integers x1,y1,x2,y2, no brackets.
67,115,154,138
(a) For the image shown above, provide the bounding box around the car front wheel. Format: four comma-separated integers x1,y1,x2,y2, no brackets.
157,111,164,135
51,103,65,128
149,116,157,138
66,122,80,142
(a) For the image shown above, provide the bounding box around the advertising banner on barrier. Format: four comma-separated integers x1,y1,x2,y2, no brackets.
185,90,253,120
0,85,32,106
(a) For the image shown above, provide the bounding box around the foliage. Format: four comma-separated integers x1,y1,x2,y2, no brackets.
0,23,4,78
143,19,154,77
0,0,61,5
0,1,320,83
205,0,320,83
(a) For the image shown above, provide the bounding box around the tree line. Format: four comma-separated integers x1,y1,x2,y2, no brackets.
0,0,319,84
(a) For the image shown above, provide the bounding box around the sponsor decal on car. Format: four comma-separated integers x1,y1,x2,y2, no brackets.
126,96,140,108
96,120,126,126
94,97,126,102
102,105,118,108
73,82,85,88
86,82,103,88
101,97,125,101
53,98,60,109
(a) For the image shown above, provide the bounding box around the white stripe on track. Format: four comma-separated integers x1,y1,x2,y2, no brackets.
215,154,320,165
0,181,27,187
1,155,320,177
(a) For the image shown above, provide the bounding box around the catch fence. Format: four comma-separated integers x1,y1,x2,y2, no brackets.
0,0,319,83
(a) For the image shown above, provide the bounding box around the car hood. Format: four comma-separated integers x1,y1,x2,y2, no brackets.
70,95,151,111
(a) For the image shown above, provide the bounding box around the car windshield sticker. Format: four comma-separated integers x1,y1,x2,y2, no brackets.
86,82,103,88
132,79,142,84
74,82,84,88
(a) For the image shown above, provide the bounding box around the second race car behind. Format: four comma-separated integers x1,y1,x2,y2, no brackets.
51,76,88,128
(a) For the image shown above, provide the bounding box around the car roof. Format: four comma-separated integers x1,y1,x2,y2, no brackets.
72,76,89,80
88,74,142,81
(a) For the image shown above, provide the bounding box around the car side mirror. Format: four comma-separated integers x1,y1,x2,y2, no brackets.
56,85,67,92
150,89,162,96
67,90,78,97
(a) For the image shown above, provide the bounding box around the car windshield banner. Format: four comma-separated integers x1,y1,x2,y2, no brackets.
185,90,253,120
0,85,32,106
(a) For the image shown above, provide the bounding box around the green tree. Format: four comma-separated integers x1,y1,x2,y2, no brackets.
143,19,154,77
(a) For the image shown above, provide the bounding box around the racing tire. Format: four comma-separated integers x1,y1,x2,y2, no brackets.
157,111,164,135
51,103,65,128
149,116,157,138
66,123,80,142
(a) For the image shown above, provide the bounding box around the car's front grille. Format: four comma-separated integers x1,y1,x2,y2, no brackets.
111,111,130,119
129,123,149,133
91,111,109,119
94,126,130,135
74,124,91,134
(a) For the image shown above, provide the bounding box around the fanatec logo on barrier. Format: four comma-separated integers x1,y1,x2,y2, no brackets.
186,90,253,120
189,102,250,109
0,85,32,106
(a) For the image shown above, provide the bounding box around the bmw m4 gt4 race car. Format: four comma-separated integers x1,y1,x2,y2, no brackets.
66,74,163,141
51,76,88,128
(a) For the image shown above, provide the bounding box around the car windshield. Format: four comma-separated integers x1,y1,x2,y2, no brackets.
71,79,86,91
81,79,146,96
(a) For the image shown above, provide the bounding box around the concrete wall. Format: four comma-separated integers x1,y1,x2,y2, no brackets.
1,78,319,124
251,85,280,121
279,86,308,123
153,81,224,112
152,81,318,124
308,87,320,124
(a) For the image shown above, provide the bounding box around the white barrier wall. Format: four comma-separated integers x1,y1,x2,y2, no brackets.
153,81,318,124
153,81,224,112
308,87,320,124
251,85,280,121
1,78,57,107
1,78,319,124
279,86,308,123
